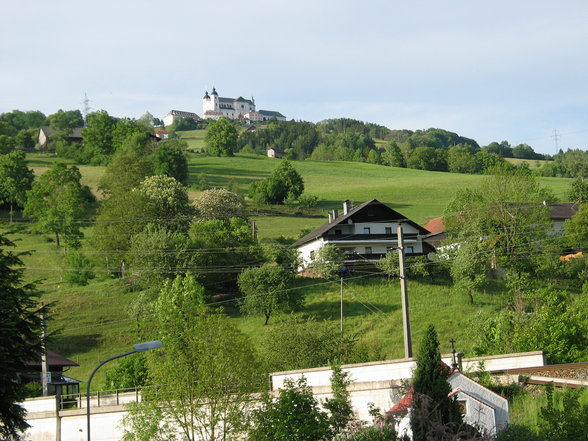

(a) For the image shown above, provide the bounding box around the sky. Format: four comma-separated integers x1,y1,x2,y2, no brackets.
1,0,587,154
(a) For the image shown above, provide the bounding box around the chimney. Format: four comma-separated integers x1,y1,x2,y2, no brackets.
328,212,333,223
343,200,350,215
333,209,339,219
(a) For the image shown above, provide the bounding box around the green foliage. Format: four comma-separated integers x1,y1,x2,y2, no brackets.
411,325,462,441
193,188,247,221
81,110,117,163
247,377,331,441
563,203,588,249
129,225,193,286
134,175,194,233
24,163,90,247
0,234,48,440
470,289,588,363
205,117,238,156
104,354,148,390
0,151,35,218
447,145,479,174
135,274,261,441
495,424,541,441
249,160,305,205
63,251,94,285
538,384,588,441
122,401,177,441
311,244,345,280
189,217,262,292
407,146,447,172
449,240,487,304
0,110,46,133
261,316,357,372
98,151,153,197
323,366,354,434
238,264,298,324
46,109,83,130
567,176,588,205
376,252,399,281
150,139,189,185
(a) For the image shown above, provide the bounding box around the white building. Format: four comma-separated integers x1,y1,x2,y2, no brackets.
163,110,201,127
202,87,286,121
293,199,431,270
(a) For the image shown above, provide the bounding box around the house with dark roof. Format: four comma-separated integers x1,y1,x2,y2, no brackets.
293,199,430,270
37,127,83,149
258,109,286,121
21,349,80,397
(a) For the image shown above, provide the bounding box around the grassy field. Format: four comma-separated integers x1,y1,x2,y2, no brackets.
7,151,573,386
177,129,207,152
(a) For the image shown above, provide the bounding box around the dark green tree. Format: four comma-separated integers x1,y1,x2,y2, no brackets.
249,160,304,205
46,109,84,130
248,377,331,441
567,177,588,205
150,139,189,185
205,117,238,156
237,264,298,325
81,110,116,163
98,151,153,197
411,325,462,441
0,234,48,440
0,151,35,222
23,163,90,247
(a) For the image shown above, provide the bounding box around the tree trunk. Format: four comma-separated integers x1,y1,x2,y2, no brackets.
55,231,60,247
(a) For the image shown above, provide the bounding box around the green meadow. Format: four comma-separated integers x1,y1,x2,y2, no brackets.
4,152,572,385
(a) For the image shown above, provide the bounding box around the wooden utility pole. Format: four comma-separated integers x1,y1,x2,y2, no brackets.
397,224,412,358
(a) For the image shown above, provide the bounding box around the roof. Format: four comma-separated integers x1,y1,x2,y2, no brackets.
423,217,445,235
23,349,79,368
259,110,286,118
292,199,430,248
39,126,83,139
549,203,578,220
388,388,413,415
168,110,200,119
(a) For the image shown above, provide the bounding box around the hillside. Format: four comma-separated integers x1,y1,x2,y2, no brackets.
3,153,575,385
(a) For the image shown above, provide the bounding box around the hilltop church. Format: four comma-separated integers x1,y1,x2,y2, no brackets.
202,87,286,122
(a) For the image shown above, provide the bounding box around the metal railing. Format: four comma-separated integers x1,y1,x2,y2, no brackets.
59,387,141,410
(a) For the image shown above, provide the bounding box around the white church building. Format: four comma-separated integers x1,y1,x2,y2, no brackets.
202,87,286,122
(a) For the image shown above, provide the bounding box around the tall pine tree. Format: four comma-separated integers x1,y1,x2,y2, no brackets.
410,325,462,441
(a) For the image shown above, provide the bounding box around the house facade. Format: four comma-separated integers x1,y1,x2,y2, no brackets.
37,127,83,149
293,199,430,270
202,87,286,121
163,110,202,127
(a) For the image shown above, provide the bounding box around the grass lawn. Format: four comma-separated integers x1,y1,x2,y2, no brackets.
177,129,207,152
6,151,573,387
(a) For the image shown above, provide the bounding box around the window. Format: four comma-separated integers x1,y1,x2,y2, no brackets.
309,250,315,260
385,227,392,235
335,229,342,235
457,400,467,416
406,246,414,254
363,227,371,234
365,247,372,255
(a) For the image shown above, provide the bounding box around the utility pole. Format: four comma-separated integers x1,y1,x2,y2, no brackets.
41,313,49,396
251,220,257,241
397,223,412,358
340,276,344,336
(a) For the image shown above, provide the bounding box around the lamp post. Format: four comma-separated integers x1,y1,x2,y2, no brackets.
86,340,163,441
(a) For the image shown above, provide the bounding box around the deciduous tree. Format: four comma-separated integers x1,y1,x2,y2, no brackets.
205,117,238,156
237,264,298,325
0,151,34,222
24,163,90,247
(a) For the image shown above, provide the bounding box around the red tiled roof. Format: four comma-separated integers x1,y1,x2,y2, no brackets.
388,389,413,415
423,217,445,235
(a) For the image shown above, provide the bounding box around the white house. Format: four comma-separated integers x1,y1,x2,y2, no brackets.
163,110,201,127
202,88,286,121
293,199,430,270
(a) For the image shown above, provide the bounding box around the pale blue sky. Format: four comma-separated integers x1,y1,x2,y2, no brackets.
2,0,587,154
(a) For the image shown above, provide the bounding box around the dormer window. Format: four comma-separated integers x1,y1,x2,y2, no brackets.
385,227,392,235
364,227,371,234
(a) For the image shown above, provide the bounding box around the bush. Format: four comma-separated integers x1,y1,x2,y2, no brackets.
63,251,95,285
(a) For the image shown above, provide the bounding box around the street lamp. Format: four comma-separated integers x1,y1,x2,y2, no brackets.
86,340,163,441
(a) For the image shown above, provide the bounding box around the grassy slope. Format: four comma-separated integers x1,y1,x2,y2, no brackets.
6,152,572,385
